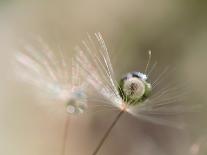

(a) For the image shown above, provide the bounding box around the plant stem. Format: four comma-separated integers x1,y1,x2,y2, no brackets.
91,110,124,155
62,116,70,155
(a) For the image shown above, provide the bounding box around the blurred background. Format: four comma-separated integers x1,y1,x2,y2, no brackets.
0,0,207,155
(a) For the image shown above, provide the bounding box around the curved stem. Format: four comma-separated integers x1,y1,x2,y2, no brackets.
91,110,124,155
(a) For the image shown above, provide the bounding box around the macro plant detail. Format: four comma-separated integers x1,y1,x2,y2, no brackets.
75,32,195,155
13,37,88,155
75,32,187,126
13,32,197,155
14,37,88,114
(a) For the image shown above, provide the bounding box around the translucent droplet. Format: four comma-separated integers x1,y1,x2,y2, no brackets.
66,105,76,114
119,72,152,105
66,90,87,114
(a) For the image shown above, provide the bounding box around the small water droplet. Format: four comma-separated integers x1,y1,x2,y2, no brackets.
66,105,76,114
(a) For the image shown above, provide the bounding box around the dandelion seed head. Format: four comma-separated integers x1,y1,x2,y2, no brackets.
13,36,88,115
123,77,145,99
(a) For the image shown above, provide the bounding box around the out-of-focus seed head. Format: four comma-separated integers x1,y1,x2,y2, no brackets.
119,72,152,105
66,90,87,114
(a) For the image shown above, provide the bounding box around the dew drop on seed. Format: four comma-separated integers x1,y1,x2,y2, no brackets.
66,105,76,114
66,91,87,114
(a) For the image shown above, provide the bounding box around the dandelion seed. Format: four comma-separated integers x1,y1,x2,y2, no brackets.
13,37,88,114
75,32,189,126
75,32,195,155
13,36,90,155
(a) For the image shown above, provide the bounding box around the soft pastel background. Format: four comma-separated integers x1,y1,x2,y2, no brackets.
0,0,207,155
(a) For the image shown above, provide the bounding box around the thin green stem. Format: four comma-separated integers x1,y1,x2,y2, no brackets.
91,110,124,155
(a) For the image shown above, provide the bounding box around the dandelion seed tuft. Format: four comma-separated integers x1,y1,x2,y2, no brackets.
13,36,88,115
75,32,191,129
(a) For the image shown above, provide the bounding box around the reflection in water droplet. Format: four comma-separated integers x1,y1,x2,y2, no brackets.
66,105,76,114
66,90,87,114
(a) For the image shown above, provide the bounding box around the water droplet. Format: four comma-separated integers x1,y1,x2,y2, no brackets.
66,105,76,114
66,91,87,114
